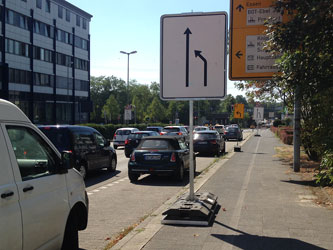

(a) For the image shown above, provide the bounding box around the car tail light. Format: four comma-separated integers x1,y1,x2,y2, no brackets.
125,139,129,145
210,140,217,144
130,153,135,162
170,152,176,162
178,132,183,136
113,133,116,139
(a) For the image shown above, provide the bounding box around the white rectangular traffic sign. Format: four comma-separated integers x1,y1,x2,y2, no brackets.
160,12,228,100
253,107,264,121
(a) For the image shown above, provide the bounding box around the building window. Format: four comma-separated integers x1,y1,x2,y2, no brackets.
66,9,70,22
5,10,29,30
76,15,80,27
74,58,88,71
83,19,87,30
34,72,54,87
56,29,73,45
33,46,53,63
5,38,29,57
33,20,54,39
58,5,63,19
9,68,31,85
56,52,73,67
36,0,42,9
74,36,88,50
45,0,51,13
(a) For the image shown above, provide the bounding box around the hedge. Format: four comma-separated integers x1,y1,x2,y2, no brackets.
270,126,293,145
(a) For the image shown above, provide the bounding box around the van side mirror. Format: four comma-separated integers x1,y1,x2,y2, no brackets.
59,151,74,172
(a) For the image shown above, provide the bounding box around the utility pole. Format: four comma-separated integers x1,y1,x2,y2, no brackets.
293,86,301,172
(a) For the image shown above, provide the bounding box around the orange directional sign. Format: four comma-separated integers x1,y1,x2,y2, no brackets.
234,103,244,119
229,0,289,80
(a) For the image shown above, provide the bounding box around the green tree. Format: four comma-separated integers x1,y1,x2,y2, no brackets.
101,95,119,123
147,97,167,122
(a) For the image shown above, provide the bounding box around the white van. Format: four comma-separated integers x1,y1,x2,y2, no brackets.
0,99,88,250
113,127,139,149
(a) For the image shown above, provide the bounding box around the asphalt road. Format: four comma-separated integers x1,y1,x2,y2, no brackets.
79,130,253,250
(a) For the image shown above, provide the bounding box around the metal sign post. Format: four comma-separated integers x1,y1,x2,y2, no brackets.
188,100,195,200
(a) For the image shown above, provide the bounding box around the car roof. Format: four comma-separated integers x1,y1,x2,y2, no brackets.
147,126,163,128
0,99,30,123
116,127,138,130
194,130,218,134
38,125,96,131
132,131,157,134
142,135,181,141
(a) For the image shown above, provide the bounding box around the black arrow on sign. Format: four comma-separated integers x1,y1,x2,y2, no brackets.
236,4,244,12
184,28,192,87
194,50,208,87
236,51,243,59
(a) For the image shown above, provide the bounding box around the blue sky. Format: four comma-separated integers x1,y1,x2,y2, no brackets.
68,0,244,97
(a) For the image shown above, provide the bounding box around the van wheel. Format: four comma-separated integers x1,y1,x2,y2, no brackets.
77,164,87,179
108,157,116,172
61,213,78,250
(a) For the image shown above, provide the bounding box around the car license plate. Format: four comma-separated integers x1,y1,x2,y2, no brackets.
145,155,161,160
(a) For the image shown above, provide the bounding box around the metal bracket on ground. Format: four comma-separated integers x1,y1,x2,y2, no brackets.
161,192,218,226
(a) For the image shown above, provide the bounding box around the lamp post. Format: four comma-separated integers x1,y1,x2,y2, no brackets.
120,50,137,123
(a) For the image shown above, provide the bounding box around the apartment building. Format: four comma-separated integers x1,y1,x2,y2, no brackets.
0,0,92,124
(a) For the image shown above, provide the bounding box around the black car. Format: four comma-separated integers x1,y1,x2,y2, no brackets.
124,131,159,158
128,136,196,182
193,130,226,156
224,126,243,141
38,125,117,179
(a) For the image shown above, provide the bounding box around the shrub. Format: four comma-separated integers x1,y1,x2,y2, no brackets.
273,119,283,127
315,150,333,186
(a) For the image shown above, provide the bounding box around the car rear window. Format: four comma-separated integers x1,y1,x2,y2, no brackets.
128,133,151,140
162,127,180,132
227,127,238,132
116,130,132,135
39,127,71,151
138,139,174,150
194,133,218,140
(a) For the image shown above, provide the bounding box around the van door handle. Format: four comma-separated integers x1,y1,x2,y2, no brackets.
23,186,34,192
1,191,14,199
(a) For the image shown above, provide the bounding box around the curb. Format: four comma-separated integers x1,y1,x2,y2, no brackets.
111,131,254,250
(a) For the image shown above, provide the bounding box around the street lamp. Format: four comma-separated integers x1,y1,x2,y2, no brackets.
120,50,137,107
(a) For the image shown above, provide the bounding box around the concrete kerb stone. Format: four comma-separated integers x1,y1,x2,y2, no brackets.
111,131,254,250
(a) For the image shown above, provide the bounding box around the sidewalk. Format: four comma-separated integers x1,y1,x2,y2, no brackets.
114,129,333,250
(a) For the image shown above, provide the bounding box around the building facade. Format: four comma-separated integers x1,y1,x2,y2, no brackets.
0,0,92,124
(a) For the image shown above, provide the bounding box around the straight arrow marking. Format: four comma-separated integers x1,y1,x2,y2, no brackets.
194,50,207,87
184,28,192,87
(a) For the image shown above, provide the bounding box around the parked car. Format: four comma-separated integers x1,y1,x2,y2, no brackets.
0,99,88,250
124,131,159,157
193,130,226,156
193,126,209,132
146,126,163,133
39,125,117,179
160,126,189,142
113,127,139,149
224,126,243,141
128,136,196,182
